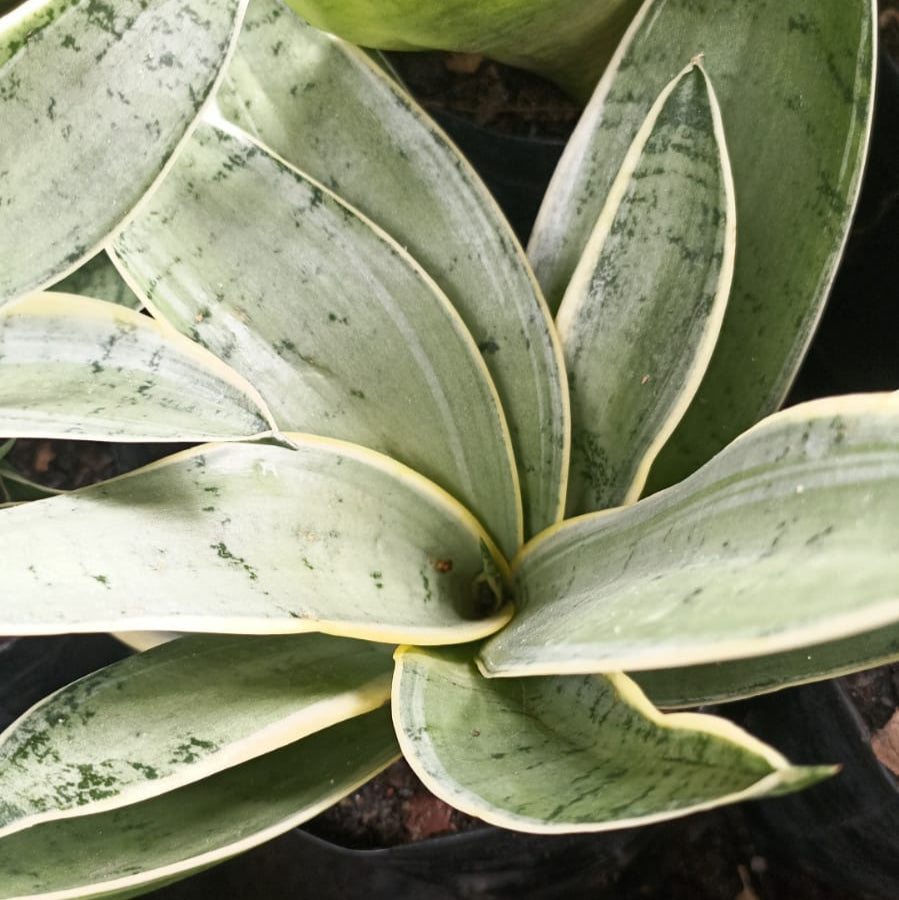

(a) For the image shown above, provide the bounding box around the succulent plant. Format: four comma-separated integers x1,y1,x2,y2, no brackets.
0,0,892,897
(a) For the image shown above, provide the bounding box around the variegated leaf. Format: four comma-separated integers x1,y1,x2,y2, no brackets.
216,0,568,540
0,633,392,838
0,708,398,900
394,646,831,832
0,293,274,441
0,438,512,643
635,622,899,709
557,61,735,515
529,0,875,489
0,0,247,306
480,393,899,676
112,118,522,558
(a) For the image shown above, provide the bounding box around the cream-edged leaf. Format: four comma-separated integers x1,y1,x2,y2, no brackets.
479,393,899,676
0,293,274,442
0,438,512,644
0,633,393,838
0,0,247,306
558,61,735,514
0,708,398,900
530,0,875,488
112,118,522,559
216,0,568,540
634,622,899,709
394,646,830,833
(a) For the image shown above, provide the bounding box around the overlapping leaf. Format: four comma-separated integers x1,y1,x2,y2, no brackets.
216,0,568,540
0,708,398,900
112,117,522,557
530,0,875,489
0,633,393,838
480,394,899,676
0,293,274,441
0,0,247,306
557,61,735,514
394,647,830,832
0,439,512,643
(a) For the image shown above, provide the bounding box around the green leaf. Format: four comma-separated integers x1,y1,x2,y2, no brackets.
112,118,522,560
529,0,875,487
394,646,831,833
0,465,62,504
634,621,899,709
558,61,735,515
49,251,142,310
0,707,398,900
280,0,642,99
0,0,248,306
479,393,899,676
216,0,568,541
0,293,275,442
0,438,512,643
0,633,392,838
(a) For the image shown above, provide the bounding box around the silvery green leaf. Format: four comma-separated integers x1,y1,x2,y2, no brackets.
530,0,875,488
394,646,831,832
0,708,398,900
112,118,522,559
280,0,642,99
0,293,275,442
479,393,899,676
0,439,512,644
0,633,392,838
558,61,735,514
634,622,899,708
0,0,248,306
216,0,568,540
49,252,142,310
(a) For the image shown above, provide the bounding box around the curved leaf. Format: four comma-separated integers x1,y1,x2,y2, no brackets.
0,633,392,839
0,438,512,643
480,393,899,676
112,117,522,558
0,293,275,441
0,708,398,900
557,60,735,514
394,646,830,833
634,622,899,709
216,0,568,540
49,252,142,310
280,0,641,99
0,0,247,306
529,0,875,487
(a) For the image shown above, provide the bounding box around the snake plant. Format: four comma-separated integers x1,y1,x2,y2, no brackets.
0,0,891,897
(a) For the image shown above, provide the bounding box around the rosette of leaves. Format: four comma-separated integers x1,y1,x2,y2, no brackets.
0,0,891,898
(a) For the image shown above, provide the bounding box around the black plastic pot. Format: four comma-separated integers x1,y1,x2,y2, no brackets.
742,681,899,900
